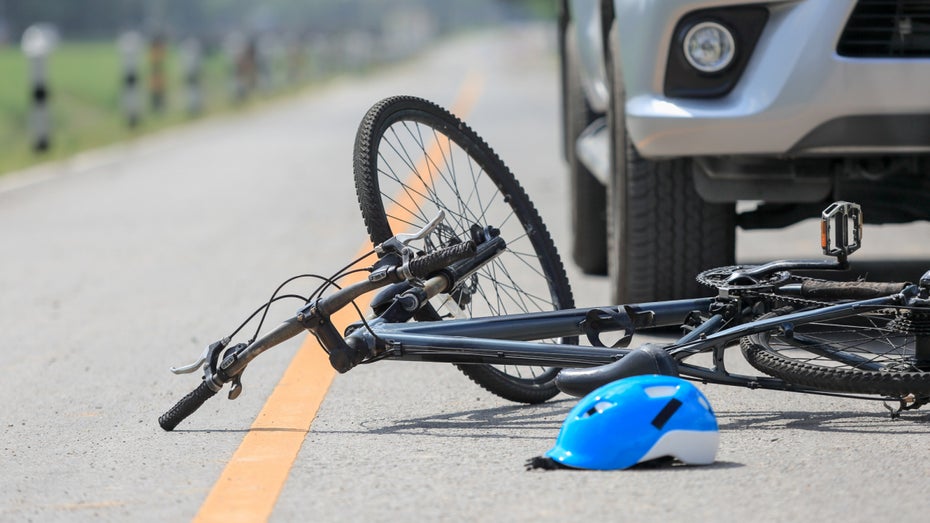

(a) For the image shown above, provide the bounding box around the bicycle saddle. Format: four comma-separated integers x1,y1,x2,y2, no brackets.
555,344,678,397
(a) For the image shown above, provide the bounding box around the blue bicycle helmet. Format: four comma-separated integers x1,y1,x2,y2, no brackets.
538,375,718,470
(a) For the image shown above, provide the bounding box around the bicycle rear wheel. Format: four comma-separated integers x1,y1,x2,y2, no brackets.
354,95,575,403
741,306,930,397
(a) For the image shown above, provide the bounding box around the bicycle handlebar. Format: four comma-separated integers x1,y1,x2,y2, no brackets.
407,241,476,279
159,240,479,431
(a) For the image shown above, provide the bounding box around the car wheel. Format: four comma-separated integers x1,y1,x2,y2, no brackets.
605,20,735,304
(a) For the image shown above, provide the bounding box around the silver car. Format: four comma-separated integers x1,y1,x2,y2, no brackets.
560,0,930,303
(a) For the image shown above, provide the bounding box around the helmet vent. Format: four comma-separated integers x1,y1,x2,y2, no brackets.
582,400,615,418
644,385,678,398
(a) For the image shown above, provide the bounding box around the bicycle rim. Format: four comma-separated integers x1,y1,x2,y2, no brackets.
354,96,574,403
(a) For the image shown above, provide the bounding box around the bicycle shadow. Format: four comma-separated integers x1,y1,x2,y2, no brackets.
715,407,930,434
352,398,577,440
172,398,576,437
346,399,930,440
174,401,930,437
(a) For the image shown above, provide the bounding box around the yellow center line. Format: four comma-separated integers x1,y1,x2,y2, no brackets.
193,71,486,523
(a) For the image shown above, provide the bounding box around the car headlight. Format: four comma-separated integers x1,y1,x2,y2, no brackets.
683,21,735,73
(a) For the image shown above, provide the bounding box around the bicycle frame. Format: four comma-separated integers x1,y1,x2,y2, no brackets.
358,297,713,366
349,290,913,393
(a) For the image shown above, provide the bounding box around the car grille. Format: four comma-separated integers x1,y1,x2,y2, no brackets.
837,0,930,57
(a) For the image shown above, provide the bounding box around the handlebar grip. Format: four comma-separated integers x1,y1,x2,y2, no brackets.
158,380,218,431
407,241,476,279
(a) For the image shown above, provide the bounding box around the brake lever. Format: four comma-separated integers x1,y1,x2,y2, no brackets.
375,210,445,254
169,337,230,375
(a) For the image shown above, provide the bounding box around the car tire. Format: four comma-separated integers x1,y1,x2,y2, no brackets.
605,20,735,304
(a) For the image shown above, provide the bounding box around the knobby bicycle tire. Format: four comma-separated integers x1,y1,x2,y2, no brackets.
353,95,575,403
741,306,930,397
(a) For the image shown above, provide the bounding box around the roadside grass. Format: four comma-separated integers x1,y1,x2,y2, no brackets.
0,41,314,175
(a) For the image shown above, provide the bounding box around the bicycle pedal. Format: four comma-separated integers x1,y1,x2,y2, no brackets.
821,201,862,259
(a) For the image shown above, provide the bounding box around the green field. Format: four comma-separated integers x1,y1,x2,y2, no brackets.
0,41,318,174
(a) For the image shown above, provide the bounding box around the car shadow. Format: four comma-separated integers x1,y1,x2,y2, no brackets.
844,259,930,282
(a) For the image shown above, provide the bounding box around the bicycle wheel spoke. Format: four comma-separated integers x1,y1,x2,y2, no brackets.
355,96,575,403
743,303,930,395
777,332,888,370
776,316,913,368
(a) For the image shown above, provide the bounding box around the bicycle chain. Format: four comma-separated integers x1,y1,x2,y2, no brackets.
697,266,929,328
746,288,833,309
696,266,833,309
749,284,930,339
729,279,922,336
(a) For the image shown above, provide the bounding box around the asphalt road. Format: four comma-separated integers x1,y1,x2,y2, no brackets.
3,25,930,522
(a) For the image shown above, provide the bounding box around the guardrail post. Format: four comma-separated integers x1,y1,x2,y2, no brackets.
118,31,143,128
21,23,58,153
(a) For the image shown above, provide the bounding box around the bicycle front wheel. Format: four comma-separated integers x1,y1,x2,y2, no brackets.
354,96,574,403
741,305,930,397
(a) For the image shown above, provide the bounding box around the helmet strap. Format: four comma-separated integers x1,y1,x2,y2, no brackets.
524,456,569,471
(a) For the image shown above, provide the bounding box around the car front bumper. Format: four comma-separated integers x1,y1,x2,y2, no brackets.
614,0,930,158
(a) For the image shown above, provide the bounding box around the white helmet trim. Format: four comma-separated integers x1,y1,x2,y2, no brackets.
638,430,719,466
